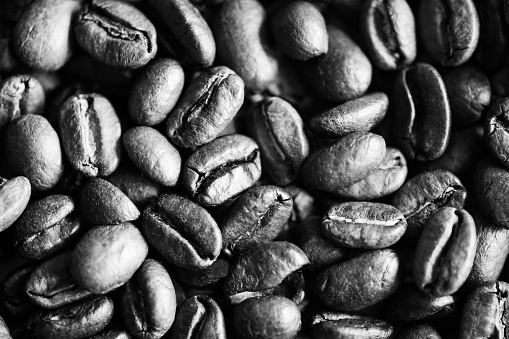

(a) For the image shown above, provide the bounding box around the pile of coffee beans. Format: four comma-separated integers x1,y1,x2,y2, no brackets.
0,0,507,338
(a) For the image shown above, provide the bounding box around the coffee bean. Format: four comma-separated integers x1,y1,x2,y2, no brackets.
5,115,64,191
0,176,31,233
183,134,262,207
142,194,222,269
322,202,407,249
0,264,38,321
166,66,244,148
0,75,45,128
397,323,442,339
311,312,394,339
0,315,11,339
59,93,122,178
70,222,148,294
271,1,328,60
485,98,509,169
175,257,230,290
75,0,157,69
128,58,184,126
12,195,82,261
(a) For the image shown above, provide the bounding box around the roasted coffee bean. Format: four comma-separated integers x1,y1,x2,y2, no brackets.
212,0,278,92
313,249,403,311
442,65,490,124
166,66,244,148
413,207,476,297
334,147,407,200
309,92,388,138
474,157,509,227
250,96,309,186
232,296,301,339
0,315,11,339
397,323,442,339
169,295,226,339
361,0,416,70
175,257,229,290
271,1,328,60
75,0,157,69
224,241,309,304
0,177,31,233
0,264,37,320
391,170,466,239
79,178,140,226
485,98,509,169
221,185,293,255
59,93,122,178
0,75,45,129
298,216,352,272
322,202,407,249
147,0,215,68
26,296,114,339
393,63,451,161
302,24,372,103
142,194,222,269
385,284,457,321
12,0,82,71
120,259,176,339
311,312,394,339
301,132,386,192
123,127,181,187
128,58,184,126
12,195,82,261
70,222,148,294
5,115,64,191
25,251,92,309
459,281,509,339
183,134,262,207
418,0,479,66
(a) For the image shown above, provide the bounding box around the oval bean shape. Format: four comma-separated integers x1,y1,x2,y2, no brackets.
0,176,31,232
70,223,148,294
311,312,394,339
123,127,181,187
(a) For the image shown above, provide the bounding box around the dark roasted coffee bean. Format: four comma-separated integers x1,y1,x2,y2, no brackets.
0,264,37,320
183,134,262,207
301,132,386,192
397,323,442,339
142,194,222,269
27,296,114,339
166,66,244,148
0,177,31,233
385,284,456,321
147,0,215,68
26,251,92,309
224,241,309,304
12,195,82,261
418,0,479,66
176,257,229,290
233,296,301,339
393,63,451,161
442,65,490,124
12,0,82,71
271,1,328,60
391,170,466,239
169,295,226,339
128,58,184,126
251,96,309,186
75,0,157,69
309,92,388,138
59,93,122,178
485,98,509,169
298,216,352,272
0,314,11,339
5,115,64,191
120,259,176,339
413,207,476,297
322,202,407,249
0,75,45,129
302,24,372,103
70,222,148,294
212,0,278,92
474,158,509,227
79,178,140,226
313,249,403,311
459,281,509,339
311,312,394,339
221,185,293,255
361,0,416,70
123,127,181,187
335,147,407,200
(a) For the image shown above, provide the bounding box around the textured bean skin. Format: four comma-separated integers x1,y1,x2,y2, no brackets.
0,75,45,128
311,312,394,339
0,176,31,233
485,98,509,169
12,0,83,71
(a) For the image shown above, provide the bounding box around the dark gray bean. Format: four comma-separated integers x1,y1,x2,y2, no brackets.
0,264,38,321
175,257,229,290
311,312,394,339
397,324,442,339
0,176,31,233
